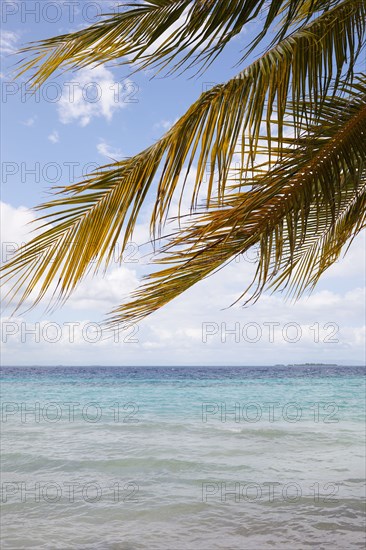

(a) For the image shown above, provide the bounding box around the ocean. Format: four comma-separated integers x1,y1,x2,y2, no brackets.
1,365,365,549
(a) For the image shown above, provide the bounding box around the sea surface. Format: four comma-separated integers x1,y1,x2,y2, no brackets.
1,365,365,549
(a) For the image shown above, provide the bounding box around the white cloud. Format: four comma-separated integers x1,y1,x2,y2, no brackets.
1,201,365,366
97,140,123,159
320,232,366,281
140,7,213,62
57,66,131,126
0,30,19,55
0,314,141,365
1,274,365,366
1,202,37,255
0,200,139,305
22,116,37,127
0,202,54,310
67,266,139,311
154,119,175,131
48,130,59,143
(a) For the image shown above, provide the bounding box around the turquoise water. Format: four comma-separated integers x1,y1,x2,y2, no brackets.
1,366,365,549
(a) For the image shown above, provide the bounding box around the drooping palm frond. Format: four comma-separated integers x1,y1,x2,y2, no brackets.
106,78,366,326
2,0,365,325
16,0,331,84
270,179,366,299
1,1,364,316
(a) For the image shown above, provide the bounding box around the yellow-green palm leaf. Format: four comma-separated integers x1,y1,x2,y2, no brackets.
108,79,366,325
16,0,338,82
1,0,365,326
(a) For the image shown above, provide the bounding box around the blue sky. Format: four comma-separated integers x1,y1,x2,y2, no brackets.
1,0,365,366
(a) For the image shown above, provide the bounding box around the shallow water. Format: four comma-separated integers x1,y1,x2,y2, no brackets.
1,366,365,549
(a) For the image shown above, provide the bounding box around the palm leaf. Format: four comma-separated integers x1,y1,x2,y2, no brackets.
106,78,366,326
1,1,365,321
15,0,332,83
270,180,366,299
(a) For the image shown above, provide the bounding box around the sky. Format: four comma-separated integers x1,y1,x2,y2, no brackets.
1,0,365,366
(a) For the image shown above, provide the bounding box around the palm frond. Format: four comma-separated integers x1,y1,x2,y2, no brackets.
2,1,365,321
107,78,366,326
16,0,336,83
269,178,366,299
